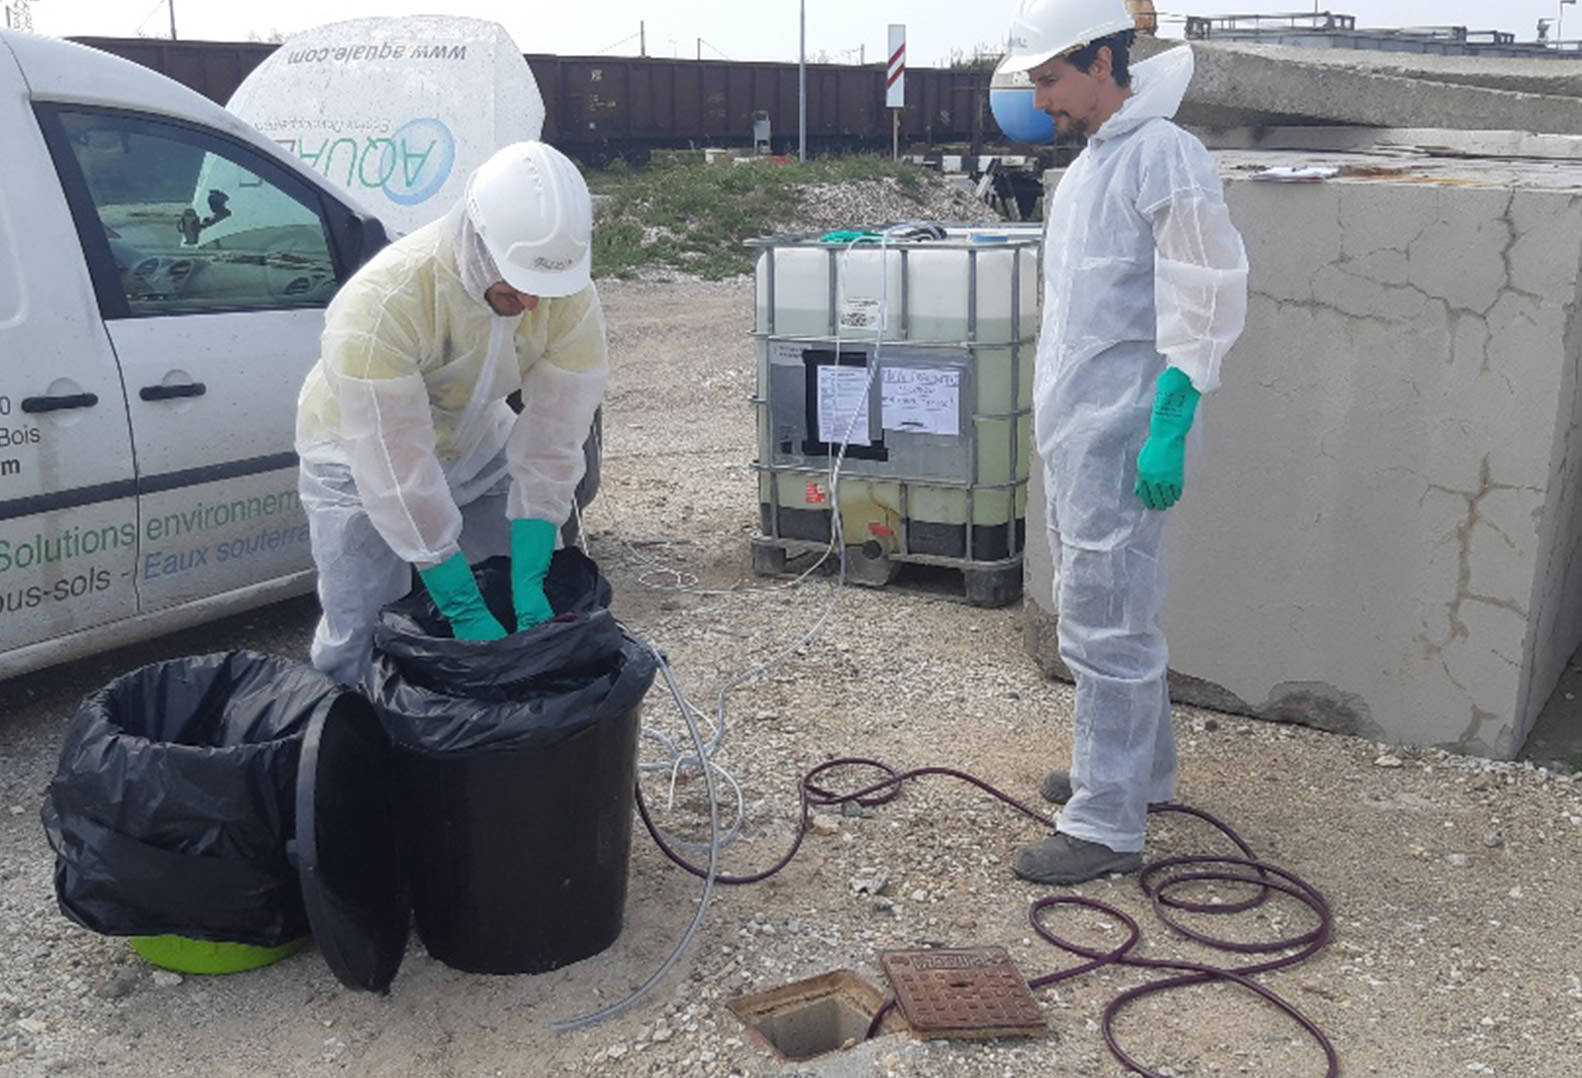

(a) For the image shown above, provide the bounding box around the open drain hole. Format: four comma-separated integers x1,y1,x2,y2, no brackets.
727,970,904,1062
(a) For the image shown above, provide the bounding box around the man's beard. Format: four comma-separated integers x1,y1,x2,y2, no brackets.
1054,112,1089,139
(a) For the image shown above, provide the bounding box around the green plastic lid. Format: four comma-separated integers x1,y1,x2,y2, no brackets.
128,935,308,975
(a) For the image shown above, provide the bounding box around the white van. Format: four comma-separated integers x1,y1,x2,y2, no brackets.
0,30,394,679
0,31,597,681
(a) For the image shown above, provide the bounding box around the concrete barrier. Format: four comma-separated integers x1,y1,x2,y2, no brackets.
1136,39,1582,135
1024,148,1582,757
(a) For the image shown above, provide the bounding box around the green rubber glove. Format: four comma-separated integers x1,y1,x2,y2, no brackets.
418,553,507,641
510,517,558,630
819,229,880,244
1134,365,1201,511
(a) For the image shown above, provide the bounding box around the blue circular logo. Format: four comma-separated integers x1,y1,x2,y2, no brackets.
381,118,456,206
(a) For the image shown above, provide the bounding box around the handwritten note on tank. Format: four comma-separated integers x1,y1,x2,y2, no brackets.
816,366,872,446
881,367,960,437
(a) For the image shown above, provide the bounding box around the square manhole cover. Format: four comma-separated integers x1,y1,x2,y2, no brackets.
879,946,1045,1040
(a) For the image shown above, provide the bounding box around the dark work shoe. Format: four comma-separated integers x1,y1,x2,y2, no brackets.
1039,770,1169,810
1012,832,1143,885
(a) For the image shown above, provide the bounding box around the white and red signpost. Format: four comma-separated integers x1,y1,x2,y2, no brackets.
887,24,905,160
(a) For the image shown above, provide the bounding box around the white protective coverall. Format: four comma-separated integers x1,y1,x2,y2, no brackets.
1037,45,1248,851
296,204,608,687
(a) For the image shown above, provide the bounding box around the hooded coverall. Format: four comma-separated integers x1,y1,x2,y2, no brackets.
1037,46,1248,851
295,206,608,687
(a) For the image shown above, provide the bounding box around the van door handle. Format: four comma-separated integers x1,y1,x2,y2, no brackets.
139,383,207,401
21,393,99,413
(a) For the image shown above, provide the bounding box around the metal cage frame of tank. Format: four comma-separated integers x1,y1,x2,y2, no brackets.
746,228,1041,605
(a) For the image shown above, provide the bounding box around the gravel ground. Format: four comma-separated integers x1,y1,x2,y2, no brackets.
774,177,1001,234
2,279,1581,1078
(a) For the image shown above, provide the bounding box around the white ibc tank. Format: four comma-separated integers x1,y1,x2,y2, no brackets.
220,15,545,235
750,226,1042,605
755,228,1038,345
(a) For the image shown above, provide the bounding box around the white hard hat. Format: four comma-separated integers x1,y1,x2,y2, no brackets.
465,141,593,298
999,0,1136,75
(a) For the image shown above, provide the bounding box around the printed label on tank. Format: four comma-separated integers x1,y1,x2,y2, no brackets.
839,297,882,331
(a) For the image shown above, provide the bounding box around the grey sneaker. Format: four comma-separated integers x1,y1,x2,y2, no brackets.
1039,770,1168,809
1012,832,1143,885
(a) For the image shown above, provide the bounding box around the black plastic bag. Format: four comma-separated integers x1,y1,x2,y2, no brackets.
367,549,656,754
365,548,658,973
41,651,349,945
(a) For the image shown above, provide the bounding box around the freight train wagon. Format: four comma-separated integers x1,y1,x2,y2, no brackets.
69,36,1010,165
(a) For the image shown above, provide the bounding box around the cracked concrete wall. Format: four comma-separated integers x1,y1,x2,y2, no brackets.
1159,39,1582,99
1134,40,1582,134
1523,227,1582,744
1024,158,1582,758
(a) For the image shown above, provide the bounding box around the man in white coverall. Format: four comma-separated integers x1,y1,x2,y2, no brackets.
998,0,1248,884
295,140,608,688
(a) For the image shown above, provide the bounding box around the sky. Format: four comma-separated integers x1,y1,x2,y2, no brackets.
22,1,1581,67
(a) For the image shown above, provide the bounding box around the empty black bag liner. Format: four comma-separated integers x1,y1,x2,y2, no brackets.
366,549,657,974
41,651,354,946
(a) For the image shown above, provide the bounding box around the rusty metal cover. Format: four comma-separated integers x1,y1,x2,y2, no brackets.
878,946,1046,1040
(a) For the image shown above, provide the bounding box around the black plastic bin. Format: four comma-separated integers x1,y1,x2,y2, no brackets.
41,651,360,947
366,550,657,975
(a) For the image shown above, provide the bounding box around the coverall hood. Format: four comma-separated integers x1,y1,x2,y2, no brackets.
1090,45,1195,143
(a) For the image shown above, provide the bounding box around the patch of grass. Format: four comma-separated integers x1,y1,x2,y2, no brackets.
588,153,946,281
589,217,646,279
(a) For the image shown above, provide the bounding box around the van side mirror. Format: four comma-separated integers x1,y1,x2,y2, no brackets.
345,214,391,271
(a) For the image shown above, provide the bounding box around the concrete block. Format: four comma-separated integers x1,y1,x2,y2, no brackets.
1139,40,1582,134
1025,148,1582,757
1200,127,1582,163
1406,192,1515,314
1236,183,1339,302
1509,190,1582,295
1190,41,1582,98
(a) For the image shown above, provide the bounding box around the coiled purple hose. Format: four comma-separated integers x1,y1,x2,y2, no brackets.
637,756,1338,1077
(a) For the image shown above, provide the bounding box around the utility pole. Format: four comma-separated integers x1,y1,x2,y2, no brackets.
798,0,807,160
169,0,177,40
640,20,646,57
697,38,701,61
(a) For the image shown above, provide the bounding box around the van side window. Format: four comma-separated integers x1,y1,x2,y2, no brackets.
52,110,339,316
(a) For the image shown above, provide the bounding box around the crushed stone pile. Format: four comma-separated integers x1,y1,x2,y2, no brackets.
771,177,1002,234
